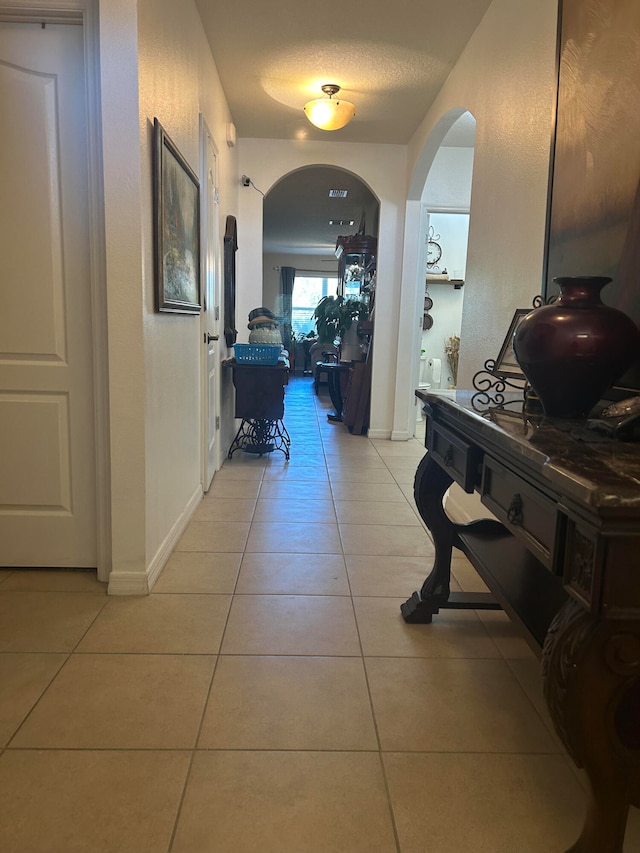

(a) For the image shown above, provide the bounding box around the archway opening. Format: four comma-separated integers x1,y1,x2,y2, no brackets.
413,111,476,436
261,165,380,431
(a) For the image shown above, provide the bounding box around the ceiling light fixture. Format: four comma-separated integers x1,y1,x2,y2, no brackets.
304,84,355,131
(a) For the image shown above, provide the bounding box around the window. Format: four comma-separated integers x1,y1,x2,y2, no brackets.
291,276,338,336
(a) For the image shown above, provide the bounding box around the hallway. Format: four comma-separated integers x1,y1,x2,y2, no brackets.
0,376,638,852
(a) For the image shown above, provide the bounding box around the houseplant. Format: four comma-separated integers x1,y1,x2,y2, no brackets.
312,295,368,344
312,295,369,361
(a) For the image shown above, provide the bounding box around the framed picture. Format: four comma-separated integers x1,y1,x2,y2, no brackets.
153,118,201,313
223,215,238,346
545,0,640,394
493,308,530,379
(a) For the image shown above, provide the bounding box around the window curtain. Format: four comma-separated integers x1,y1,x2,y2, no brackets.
280,266,295,350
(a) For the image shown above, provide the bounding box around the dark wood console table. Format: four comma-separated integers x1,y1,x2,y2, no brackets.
405,389,640,853
223,359,290,458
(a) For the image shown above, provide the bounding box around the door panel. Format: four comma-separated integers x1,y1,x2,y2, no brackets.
0,23,96,566
201,121,220,489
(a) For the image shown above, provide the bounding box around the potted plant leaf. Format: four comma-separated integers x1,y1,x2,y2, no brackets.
312,296,368,357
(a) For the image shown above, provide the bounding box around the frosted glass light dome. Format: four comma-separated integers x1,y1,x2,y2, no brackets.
304,84,355,131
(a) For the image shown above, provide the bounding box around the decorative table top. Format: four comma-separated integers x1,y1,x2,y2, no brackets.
416,389,640,512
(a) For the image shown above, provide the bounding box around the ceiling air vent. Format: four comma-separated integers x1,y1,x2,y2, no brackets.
328,189,348,198
328,219,355,226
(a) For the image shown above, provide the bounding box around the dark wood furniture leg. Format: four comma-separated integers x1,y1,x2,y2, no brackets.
543,599,640,853
321,363,349,423
401,453,501,622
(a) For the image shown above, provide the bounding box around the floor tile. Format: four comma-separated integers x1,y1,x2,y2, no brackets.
236,552,348,595
192,498,256,522
262,465,329,482
0,569,107,593
477,609,538,659
245,521,342,554
0,592,106,653
0,375,617,852
339,523,434,557
0,749,190,853
11,653,213,749
506,656,563,747
152,551,241,594
330,480,408,502
172,751,397,853
205,478,262,499
325,456,387,470
335,500,420,526
198,655,377,750
370,438,425,458
345,554,440,597
253,498,336,523
328,467,395,484
0,653,67,746
222,595,361,655
176,520,250,552
354,597,501,658
77,593,231,654
213,464,266,480
384,752,585,853
451,555,491,592
258,479,333,501
366,656,558,752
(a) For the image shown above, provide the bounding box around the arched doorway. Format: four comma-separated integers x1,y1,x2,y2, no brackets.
261,165,380,430
393,109,476,439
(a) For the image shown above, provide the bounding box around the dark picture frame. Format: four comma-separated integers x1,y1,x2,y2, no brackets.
223,215,238,347
544,0,640,395
153,118,201,314
493,309,530,380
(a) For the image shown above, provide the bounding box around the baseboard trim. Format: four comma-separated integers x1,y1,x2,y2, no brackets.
390,429,411,441
107,571,149,596
107,485,203,595
146,485,203,592
367,428,391,440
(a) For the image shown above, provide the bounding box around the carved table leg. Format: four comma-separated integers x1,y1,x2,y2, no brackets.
401,453,455,622
542,598,640,853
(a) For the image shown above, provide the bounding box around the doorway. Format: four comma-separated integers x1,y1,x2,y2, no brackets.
411,111,476,436
200,117,221,490
262,166,378,398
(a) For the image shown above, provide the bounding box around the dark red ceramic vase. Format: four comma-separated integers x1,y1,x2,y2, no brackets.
513,276,640,419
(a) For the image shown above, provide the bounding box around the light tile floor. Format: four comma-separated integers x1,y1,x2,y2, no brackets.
0,375,638,852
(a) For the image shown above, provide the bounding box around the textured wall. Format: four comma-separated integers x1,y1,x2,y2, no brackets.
237,138,407,436
406,0,559,391
137,0,238,580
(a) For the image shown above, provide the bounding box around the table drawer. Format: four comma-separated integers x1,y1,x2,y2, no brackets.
429,421,482,493
481,456,559,570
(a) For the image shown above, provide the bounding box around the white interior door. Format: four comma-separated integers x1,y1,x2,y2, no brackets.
200,119,220,489
0,21,97,566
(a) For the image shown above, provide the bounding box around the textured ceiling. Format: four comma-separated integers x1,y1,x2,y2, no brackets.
195,0,484,254
195,0,492,144
262,166,379,255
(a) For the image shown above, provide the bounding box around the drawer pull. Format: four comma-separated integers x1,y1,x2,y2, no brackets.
507,493,524,526
443,445,454,467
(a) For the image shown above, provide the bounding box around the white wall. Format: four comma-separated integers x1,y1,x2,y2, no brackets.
395,0,559,435
135,0,239,591
94,0,240,592
423,146,474,212
237,139,406,437
98,0,148,588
